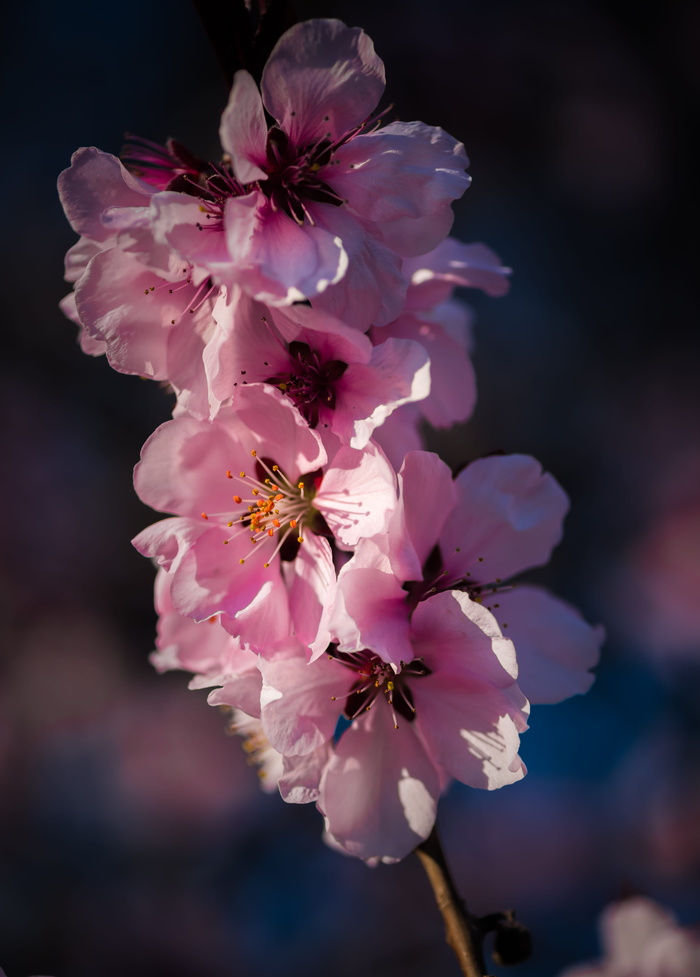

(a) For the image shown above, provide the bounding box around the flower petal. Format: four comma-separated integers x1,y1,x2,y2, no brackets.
261,19,385,146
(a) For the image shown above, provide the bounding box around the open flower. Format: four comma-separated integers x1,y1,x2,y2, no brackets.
133,384,396,652
258,592,528,861
130,19,469,325
329,450,601,704
203,290,430,445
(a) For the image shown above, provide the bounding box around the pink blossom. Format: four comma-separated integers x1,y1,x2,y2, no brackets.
153,19,469,322
559,897,700,977
132,385,396,652
259,592,528,861
203,291,430,444
331,450,601,701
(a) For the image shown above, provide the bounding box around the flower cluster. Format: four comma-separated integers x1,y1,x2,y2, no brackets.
59,18,602,862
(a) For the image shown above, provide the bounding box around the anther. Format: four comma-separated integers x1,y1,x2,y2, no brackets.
226,470,233,478
233,495,242,504
239,558,245,564
250,449,257,457
201,512,209,520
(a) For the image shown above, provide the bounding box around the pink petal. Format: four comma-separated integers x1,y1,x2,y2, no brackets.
282,532,337,658
310,205,406,327
378,310,477,428
219,70,269,182
259,643,346,755
333,337,431,449
404,238,511,309
261,19,385,146
279,745,333,804
150,192,233,275
315,441,396,547
332,123,469,224
225,193,348,304
332,541,413,665
489,585,602,704
375,205,456,258
74,248,214,388
371,406,425,471
319,704,440,862
440,454,570,585
58,146,153,241
410,590,521,686
392,450,458,578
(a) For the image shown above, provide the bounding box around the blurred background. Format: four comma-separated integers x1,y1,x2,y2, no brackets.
1,0,698,974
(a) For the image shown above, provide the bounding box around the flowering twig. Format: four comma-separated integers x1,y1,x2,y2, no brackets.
415,825,491,977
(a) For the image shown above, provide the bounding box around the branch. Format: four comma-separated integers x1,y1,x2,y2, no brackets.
191,0,298,87
415,825,491,977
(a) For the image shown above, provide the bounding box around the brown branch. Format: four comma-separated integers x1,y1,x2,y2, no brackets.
415,825,491,977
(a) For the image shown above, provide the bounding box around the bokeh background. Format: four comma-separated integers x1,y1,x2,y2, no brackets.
1,1,699,974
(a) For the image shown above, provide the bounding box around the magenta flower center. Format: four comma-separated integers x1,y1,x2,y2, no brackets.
266,341,348,426
260,126,344,224
328,647,431,728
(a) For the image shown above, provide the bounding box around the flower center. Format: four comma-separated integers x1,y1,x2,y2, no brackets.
260,127,344,225
200,451,323,568
402,543,513,615
327,647,432,729
266,341,348,426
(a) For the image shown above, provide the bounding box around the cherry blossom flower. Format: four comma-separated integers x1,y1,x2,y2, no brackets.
258,593,528,861
559,897,700,977
216,19,470,323
58,147,223,415
132,384,396,652
330,450,601,702
203,290,430,444
112,19,469,327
